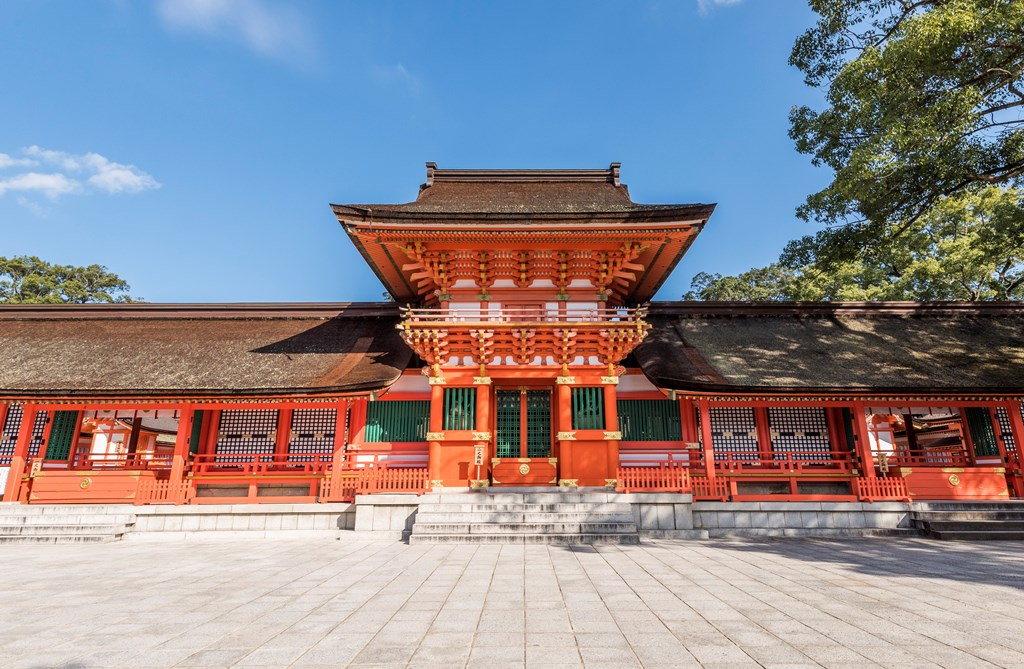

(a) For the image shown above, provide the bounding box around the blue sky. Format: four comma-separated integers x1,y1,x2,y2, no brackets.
0,0,827,303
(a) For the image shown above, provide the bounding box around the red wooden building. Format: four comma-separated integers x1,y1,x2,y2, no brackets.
2,164,1022,505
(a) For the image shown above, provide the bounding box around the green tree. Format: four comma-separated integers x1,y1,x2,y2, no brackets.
686,187,1024,301
0,256,138,304
790,0,1024,261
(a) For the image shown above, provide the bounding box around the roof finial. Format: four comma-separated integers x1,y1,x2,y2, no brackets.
609,162,621,186
425,162,437,187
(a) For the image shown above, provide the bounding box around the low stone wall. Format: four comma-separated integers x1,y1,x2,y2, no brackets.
352,494,423,539
124,503,355,541
617,492,706,539
693,501,916,538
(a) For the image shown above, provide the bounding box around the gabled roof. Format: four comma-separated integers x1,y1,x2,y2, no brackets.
333,163,715,219
332,163,715,304
0,303,411,400
635,302,1024,396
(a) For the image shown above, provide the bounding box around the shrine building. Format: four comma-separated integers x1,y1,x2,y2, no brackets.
2,163,1023,519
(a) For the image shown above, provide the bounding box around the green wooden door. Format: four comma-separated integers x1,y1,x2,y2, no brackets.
45,410,79,462
495,389,551,458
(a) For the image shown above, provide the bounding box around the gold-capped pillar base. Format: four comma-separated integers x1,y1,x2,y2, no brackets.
469,479,490,488
558,479,579,488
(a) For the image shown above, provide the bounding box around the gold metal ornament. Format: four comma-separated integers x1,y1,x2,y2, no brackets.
518,464,530,475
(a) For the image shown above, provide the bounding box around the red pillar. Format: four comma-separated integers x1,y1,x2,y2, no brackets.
167,405,194,504
474,381,491,484
3,405,38,502
428,382,445,486
603,382,619,485
557,381,573,483
851,402,877,479
698,400,716,483
1004,402,1024,497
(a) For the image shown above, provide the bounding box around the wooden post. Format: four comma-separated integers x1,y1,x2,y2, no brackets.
851,402,876,479
3,405,38,502
428,383,445,485
753,408,773,464
274,408,293,467
698,400,716,483
603,382,619,484
1004,402,1024,497
168,405,193,504
557,381,573,482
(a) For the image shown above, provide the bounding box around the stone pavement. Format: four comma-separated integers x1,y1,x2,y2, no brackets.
1,538,1023,668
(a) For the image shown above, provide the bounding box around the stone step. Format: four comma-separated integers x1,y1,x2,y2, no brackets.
919,520,1024,532
0,533,121,544
927,529,1024,541
413,522,637,535
0,504,136,515
424,492,622,505
0,514,136,526
408,533,640,545
0,523,128,536
419,502,632,513
913,502,1024,512
414,512,636,524
912,511,1024,522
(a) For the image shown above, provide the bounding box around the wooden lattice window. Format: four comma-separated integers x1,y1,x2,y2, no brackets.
365,401,429,442
767,407,831,461
288,408,338,461
443,388,476,431
216,410,278,461
995,406,1017,453
571,387,605,430
708,407,758,461
617,400,682,442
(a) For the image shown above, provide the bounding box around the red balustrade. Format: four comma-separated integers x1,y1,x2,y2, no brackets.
616,463,691,493
854,477,911,502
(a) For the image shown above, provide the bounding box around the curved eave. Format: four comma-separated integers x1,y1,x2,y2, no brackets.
331,203,716,225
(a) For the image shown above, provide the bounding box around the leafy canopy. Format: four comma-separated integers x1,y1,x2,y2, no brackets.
790,0,1024,259
685,186,1024,301
0,256,137,304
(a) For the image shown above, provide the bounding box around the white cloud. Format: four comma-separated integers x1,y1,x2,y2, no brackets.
0,172,81,199
0,153,38,169
697,0,745,15
0,147,160,214
156,0,314,63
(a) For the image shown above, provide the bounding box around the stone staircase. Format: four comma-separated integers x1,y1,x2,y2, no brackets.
912,502,1024,540
409,489,640,545
0,504,135,544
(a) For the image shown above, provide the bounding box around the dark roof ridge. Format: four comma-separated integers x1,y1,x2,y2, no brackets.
648,301,1024,316
0,302,400,320
424,162,621,186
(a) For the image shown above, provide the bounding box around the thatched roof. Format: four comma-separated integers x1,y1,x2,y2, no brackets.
0,303,411,400
635,302,1024,395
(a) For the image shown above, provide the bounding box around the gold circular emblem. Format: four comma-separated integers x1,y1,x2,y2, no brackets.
79,478,92,489
519,464,530,475
948,474,961,487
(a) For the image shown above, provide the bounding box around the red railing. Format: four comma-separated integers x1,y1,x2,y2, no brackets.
358,466,430,494
691,476,730,501
401,306,647,325
882,447,970,467
854,477,911,502
616,463,691,493
190,453,333,475
135,478,194,505
69,452,174,470
716,450,853,472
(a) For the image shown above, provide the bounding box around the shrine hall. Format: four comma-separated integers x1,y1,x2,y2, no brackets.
2,163,1023,518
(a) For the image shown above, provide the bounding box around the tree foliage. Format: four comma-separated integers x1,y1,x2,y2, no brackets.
790,0,1024,260
0,256,137,304
686,187,1024,301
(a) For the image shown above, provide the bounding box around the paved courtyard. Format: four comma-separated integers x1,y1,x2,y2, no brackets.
1,538,1023,669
